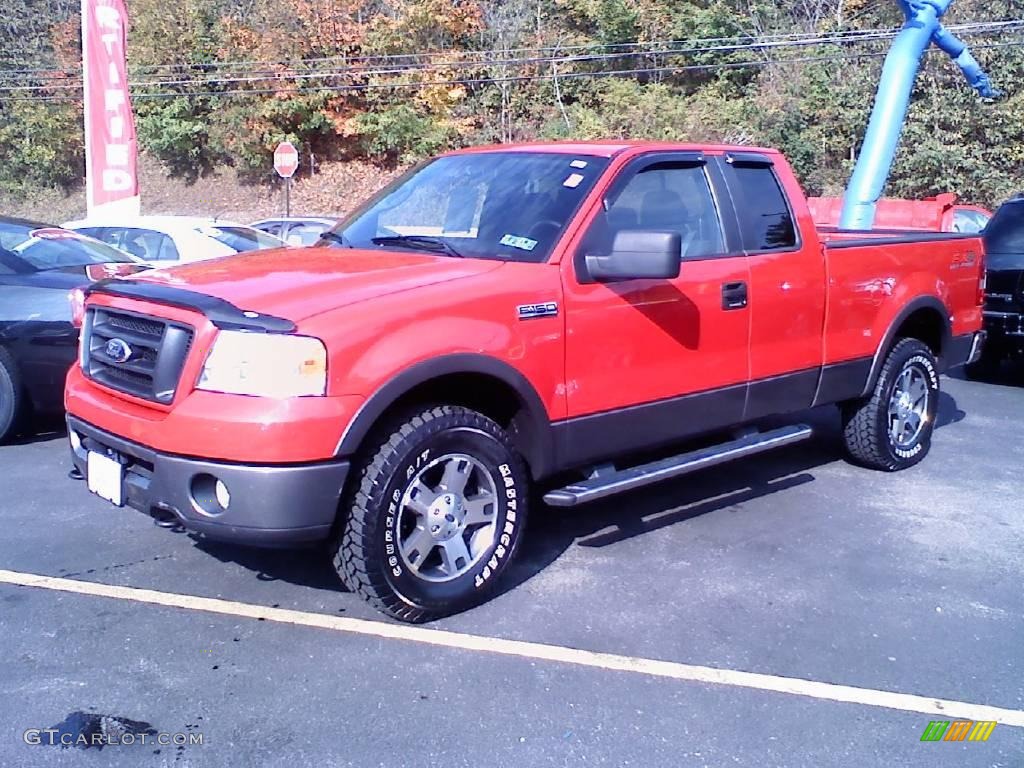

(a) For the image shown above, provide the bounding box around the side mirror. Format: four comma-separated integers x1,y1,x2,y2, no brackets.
585,230,681,282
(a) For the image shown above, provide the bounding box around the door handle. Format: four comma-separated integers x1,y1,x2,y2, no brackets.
721,281,748,310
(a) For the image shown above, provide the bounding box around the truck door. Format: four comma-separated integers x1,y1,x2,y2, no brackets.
717,153,827,420
559,152,752,467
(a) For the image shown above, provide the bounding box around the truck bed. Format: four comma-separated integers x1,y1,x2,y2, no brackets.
820,229,985,372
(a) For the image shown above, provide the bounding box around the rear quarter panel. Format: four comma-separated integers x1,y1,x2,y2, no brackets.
822,235,984,365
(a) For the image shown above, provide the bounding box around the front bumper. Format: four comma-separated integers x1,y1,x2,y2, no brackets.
67,415,349,547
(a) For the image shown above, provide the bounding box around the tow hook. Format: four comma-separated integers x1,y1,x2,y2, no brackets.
150,507,184,532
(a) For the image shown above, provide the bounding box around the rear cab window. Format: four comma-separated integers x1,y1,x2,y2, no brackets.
110,228,180,261
254,222,284,237
286,223,330,246
721,155,799,252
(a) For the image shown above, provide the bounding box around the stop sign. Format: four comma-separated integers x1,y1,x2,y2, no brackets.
273,141,299,178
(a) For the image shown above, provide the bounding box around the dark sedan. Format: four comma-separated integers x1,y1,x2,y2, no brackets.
0,216,146,441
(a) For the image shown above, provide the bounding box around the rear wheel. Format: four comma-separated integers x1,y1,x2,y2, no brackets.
842,339,939,471
0,348,24,443
332,405,529,622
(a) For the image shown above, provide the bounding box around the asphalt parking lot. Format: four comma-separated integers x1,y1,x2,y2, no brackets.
1,372,1022,767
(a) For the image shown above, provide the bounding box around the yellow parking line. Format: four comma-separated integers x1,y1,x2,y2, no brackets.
2,567,1022,728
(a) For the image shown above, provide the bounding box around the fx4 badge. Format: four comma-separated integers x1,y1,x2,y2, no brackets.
949,251,977,270
517,302,558,320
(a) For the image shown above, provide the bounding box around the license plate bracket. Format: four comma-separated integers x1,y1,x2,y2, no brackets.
87,451,124,506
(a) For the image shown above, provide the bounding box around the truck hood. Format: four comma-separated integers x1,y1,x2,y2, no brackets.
127,247,504,321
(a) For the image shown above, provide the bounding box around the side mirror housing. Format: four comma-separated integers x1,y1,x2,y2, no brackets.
584,230,681,282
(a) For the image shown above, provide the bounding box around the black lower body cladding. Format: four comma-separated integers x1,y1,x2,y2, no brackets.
67,416,349,547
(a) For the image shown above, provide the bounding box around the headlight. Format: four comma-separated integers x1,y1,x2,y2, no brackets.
198,330,327,398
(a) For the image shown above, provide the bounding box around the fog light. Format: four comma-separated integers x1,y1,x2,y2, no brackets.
68,430,82,453
215,480,231,509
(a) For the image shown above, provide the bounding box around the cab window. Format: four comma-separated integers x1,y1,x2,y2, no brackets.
111,228,180,261
727,164,798,251
585,162,727,262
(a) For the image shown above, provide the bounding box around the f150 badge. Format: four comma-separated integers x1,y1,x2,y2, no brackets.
517,302,559,320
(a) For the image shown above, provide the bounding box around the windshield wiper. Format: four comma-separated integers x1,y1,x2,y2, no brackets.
371,235,464,258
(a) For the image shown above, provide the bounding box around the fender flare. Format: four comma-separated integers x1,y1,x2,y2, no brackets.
861,295,951,397
334,353,556,479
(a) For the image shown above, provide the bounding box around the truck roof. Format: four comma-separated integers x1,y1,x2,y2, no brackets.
446,140,779,159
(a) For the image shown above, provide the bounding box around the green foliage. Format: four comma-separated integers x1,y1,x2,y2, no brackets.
2,0,1024,207
0,101,83,192
545,79,688,139
135,97,222,181
212,93,337,177
349,104,455,164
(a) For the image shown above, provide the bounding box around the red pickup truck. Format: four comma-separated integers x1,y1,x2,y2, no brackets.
66,142,986,621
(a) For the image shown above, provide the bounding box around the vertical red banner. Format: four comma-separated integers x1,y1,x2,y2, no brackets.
82,0,140,216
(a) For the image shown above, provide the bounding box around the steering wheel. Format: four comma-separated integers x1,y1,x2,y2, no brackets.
527,219,563,241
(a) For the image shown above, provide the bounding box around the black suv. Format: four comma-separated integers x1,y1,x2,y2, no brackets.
970,196,1024,376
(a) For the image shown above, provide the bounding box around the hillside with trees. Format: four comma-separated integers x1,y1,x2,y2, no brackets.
1,0,1023,216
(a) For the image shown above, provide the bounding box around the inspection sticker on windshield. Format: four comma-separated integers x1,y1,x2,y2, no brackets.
570,159,588,169
500,234,538,251
563,173,585,188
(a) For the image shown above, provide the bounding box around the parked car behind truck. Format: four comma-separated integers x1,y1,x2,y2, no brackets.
250,216,338,246
64,216,286,265
65,142,986,622
967,194,1024,375
0,217,146,442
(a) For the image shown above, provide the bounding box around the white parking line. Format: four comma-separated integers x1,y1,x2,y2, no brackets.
2,567,1022,728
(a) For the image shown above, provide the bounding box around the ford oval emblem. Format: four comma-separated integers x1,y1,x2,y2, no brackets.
104,338,133,364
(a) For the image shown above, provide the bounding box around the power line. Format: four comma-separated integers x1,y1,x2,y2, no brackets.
8,37,1022,104
1,19,1019,96
0,27,904,76
1,18,1019,84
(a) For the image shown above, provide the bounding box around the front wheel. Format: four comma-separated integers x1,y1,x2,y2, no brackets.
841,338,940,471
0,347,24,444
333,405,529,622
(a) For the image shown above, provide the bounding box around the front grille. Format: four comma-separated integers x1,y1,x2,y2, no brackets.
82,308,195,404
105,312,166,338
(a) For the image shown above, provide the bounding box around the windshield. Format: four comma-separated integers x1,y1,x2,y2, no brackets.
983,201,1024,270
0,222,135,272
202,226,285,253
951,208,989,234
329,152,610,262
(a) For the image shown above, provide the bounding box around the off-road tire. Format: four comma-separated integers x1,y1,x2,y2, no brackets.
0,347,23,443
841,338,940,471
332,405,529,623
